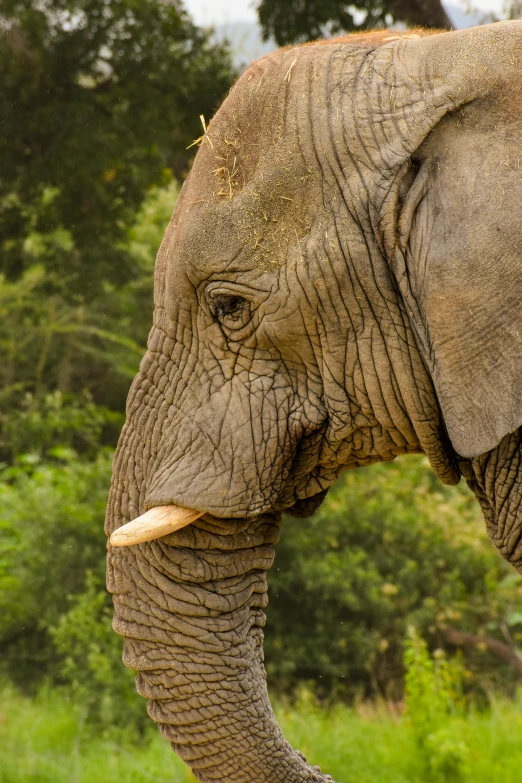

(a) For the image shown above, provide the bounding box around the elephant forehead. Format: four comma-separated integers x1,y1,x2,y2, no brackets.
165,47,336,278
186,52,307,198
170,151,322,281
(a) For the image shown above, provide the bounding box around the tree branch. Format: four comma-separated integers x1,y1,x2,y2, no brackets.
443,626,522,677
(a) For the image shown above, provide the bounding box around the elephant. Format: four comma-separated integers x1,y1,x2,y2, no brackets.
105,21,522,782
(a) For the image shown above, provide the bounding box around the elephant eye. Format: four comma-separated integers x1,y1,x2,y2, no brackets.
209,293,251,332
213,294,245,319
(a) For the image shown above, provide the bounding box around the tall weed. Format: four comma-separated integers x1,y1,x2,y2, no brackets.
404,628,469,781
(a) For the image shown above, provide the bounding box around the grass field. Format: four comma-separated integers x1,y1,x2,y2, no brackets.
2,686,522,782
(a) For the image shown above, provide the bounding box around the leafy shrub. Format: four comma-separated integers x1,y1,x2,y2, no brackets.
0,181,179,729
0,450,112,685
0,446,147,736
3,447,522,726
3,447,522,734
265,456,522,701
0,391,119,461
51,572,146,739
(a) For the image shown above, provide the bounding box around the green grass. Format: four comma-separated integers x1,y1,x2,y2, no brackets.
0,685,190,783
2,686,522,782
276,698,522,782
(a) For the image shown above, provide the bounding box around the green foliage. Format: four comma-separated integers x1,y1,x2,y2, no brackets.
258,0,386,44
1,454,514,730
275,689,522,782
0,0,234,295
3,448,522,727
0,0,231,480
126,182,180,270
50,572,146,738
0,181,178,461
0,449,112,685
404,629,469,780
265,456,522,700
0,391,118,460
257,0,451,47
0,180,180,725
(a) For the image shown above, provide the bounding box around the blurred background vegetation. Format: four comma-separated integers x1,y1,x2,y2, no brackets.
2,1,522,781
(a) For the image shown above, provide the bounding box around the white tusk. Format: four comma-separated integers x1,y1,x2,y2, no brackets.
110,505,204,547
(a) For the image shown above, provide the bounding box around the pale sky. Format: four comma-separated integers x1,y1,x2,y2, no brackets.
184,0,502,26
186,0,257,25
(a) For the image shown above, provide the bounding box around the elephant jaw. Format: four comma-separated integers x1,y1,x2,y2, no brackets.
109,505,204,546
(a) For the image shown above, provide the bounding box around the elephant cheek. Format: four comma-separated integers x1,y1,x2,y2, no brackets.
462,428,522,570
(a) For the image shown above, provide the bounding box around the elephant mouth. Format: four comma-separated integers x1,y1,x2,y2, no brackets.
110,504,204,546
283,488,329,519
110,486,331,547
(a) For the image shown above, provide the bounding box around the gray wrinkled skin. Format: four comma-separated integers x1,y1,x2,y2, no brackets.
106,23,522,782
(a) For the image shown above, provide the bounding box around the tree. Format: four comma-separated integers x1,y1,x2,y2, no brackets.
0,182,178,459
0,1,235,296
257,0,453,47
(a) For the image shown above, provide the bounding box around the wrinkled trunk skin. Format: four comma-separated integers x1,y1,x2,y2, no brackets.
107,510,333,782
461,429,522,571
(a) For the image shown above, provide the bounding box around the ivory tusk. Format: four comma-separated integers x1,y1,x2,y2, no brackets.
110,505,204,547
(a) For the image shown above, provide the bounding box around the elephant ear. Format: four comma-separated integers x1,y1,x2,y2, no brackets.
370,23,522,458
395,145,522,459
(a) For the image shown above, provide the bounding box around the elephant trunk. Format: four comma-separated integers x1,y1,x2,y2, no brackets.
107,512,334,783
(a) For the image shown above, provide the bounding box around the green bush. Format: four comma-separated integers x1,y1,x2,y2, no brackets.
0,181,179,729
0,391,119,461
51,572,146,739
0,450,112,685
266,456,522,701
0,447,147,736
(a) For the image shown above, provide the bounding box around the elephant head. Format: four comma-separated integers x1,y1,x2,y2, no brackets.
106,22,522,782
